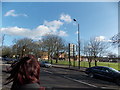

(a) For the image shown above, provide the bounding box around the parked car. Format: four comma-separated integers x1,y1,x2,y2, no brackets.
6,60,18,73
2,58,18,64
85,66,120,86
40,61,52,68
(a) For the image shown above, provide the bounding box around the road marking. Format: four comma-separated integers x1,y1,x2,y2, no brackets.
100,87,107,89
62,76,98,88
43,70,53,74
42,69,110,89
43,70,98,88
0,64,10,65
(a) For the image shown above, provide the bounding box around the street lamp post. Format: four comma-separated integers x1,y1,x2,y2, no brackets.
2,34,5,47
73,19,81,69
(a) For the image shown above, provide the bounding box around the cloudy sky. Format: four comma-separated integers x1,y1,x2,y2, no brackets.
1,2,118,53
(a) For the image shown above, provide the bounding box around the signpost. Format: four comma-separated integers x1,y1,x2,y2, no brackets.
68,43,76,68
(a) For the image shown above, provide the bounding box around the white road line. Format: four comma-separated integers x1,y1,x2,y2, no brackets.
100,87,107,89
43,70,53,74
63,76,98,88
43,70,99,88
0,64,11,65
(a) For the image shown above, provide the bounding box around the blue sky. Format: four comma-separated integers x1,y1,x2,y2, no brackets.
1,2,118,53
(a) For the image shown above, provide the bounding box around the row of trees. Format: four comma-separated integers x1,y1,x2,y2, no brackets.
2,34,68,63
2,34,118,67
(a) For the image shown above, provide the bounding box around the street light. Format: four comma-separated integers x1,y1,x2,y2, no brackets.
2,34,5,47
73,19,81,69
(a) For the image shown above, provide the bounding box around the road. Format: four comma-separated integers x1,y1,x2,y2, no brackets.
40,66,120,90
1,64,120,90
40,67,94,89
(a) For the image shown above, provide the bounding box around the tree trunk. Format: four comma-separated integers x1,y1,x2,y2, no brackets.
56,57,58,63
88,58,91,67
48,52,50,62
73,57,75,67
56,50,59,63
51,59,53,64
94,55,97,66
95,60,97,66
88,62,91,67
50,52,53,64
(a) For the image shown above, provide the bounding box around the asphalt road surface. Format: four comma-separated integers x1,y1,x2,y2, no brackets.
1,64,120,90
40,67,93,89
40,67,120,90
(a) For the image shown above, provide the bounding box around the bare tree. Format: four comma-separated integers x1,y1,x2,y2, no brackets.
111,33,120,58
86,37,108,66
41,34,66,63
111,33,120,70
12,38,41,58
83,42,93,67
111,33,120,45
2,46,12,57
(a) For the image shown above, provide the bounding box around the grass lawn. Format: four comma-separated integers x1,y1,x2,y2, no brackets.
48,59,120,70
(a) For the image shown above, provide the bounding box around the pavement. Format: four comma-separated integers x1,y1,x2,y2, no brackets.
52,64,87,72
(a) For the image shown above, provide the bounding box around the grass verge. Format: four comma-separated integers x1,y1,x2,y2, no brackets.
47,59,119,70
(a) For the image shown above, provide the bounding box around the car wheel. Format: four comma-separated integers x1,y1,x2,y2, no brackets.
88,73,94,78
115,79,120,86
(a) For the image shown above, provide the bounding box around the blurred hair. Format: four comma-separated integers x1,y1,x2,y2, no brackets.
5,54,40,85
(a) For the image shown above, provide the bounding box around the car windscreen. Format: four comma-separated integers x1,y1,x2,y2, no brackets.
44,61,49,63
109,68,120,73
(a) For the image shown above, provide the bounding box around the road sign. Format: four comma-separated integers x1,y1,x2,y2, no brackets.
69,44,76,56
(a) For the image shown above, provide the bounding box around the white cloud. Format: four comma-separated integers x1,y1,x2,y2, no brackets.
95,36,111,42
60,14,72,23
4,10,27,17
75,31,80,34
44,20,63,32
1,20,68,40
95,36,105,41
4,10,17,17
34,25,50,36
58,31,68,36
1,13,72,39
1,27,31,37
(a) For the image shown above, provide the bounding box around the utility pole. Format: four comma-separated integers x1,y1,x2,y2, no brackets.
68,43,71,68
73,19,81,69
2,34,5,47
73,44,75,67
